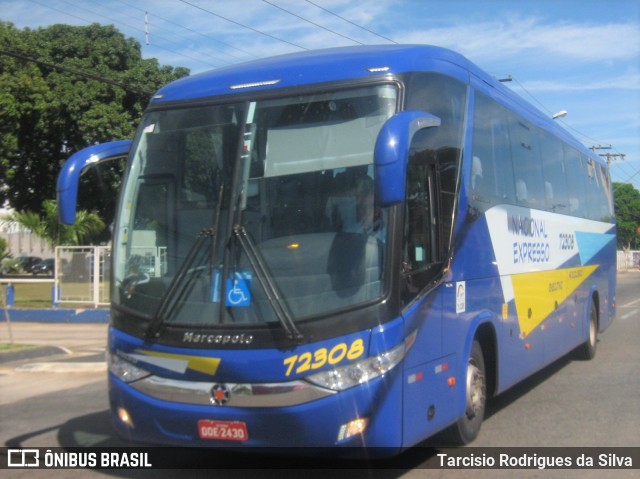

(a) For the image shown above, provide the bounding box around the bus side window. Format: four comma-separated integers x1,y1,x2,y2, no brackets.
470,92,515,212
539,130,568,213
401,131,444,305
509,117,545,208
403,156,435,303
564,146,587,217
402,72,466,305
599,164,614,221
584,156,602,220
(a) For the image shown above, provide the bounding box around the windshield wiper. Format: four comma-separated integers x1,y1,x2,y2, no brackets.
231,225,304,343
145,228,213,339
146,182,226,340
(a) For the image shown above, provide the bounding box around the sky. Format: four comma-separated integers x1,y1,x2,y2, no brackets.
2,0,639,189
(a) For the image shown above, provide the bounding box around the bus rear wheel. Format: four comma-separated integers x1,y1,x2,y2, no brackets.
445,340,486,445
575,298,598,360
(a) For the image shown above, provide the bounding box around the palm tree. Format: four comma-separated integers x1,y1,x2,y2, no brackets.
0,238,9,261
2,200,105,248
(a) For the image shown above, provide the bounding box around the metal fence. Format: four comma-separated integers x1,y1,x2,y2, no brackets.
55,246,111,307
51,246,636,307
617,250,640,272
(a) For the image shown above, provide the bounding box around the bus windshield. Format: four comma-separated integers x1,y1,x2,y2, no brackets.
113,84,398,331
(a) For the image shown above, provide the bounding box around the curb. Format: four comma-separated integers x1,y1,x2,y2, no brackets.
0,345,107,373
14,362,107,373
1,308,109,323
0,345,71,364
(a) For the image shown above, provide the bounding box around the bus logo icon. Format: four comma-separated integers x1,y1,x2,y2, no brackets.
211,383,230,405
8,449,39,467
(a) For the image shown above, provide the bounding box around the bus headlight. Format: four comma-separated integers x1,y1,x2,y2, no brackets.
108,353,151,383
305,340,407,391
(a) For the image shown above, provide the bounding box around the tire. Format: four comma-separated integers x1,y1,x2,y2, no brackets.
575,298,598,360
444,340,486,445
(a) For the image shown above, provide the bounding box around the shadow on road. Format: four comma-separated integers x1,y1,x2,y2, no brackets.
485,354,574,420
4,406,437,477
2,349,581,476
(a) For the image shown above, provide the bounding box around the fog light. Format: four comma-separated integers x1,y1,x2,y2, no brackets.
337,417,369,442
117,407,134,428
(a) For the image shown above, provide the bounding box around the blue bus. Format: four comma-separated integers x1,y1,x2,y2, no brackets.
58,45,616,452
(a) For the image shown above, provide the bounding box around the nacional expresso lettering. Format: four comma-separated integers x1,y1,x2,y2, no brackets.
508,214,548,239
508,214,551,265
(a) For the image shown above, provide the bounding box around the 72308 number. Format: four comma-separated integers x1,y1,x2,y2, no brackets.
283,339,365,377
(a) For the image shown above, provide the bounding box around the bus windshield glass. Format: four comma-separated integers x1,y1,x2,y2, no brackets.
113,84,398,330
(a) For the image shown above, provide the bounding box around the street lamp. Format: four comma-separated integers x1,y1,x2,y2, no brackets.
552,110,568,120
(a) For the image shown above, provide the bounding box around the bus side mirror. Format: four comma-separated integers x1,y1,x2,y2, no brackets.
57,140,132,225
374,111,441,206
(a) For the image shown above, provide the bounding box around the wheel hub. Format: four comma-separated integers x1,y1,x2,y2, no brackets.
465,361,485,419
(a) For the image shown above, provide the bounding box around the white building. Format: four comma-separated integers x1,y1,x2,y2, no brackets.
0,206,54,260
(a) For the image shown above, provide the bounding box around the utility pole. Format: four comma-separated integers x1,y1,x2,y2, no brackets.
600,153,626,165
590,145,626,165
145,12,150,46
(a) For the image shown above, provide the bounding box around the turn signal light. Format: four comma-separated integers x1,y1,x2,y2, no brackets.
117,407,134,428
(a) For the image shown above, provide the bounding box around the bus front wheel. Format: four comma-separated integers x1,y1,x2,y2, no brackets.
445,340,486,445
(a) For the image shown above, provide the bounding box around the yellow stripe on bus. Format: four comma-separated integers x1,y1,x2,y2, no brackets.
511,265,599,337
139,350,222,376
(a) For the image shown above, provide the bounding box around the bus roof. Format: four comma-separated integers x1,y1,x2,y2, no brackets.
150,44,602,167
151,44,471,103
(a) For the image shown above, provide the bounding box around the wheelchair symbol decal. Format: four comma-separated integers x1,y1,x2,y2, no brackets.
210,271,252,306
226,277,250,306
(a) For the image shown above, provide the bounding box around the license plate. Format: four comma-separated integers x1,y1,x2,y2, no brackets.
198,420,248,441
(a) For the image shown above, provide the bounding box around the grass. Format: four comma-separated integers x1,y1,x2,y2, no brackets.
0,343,38,353
0,281,107,308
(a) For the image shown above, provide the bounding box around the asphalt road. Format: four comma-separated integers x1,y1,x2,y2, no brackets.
0,273,638,478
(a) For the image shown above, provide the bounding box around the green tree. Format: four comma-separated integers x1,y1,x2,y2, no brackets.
613,182,640,249
0,21,189,224
0,237,9,261
3,200,105,247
